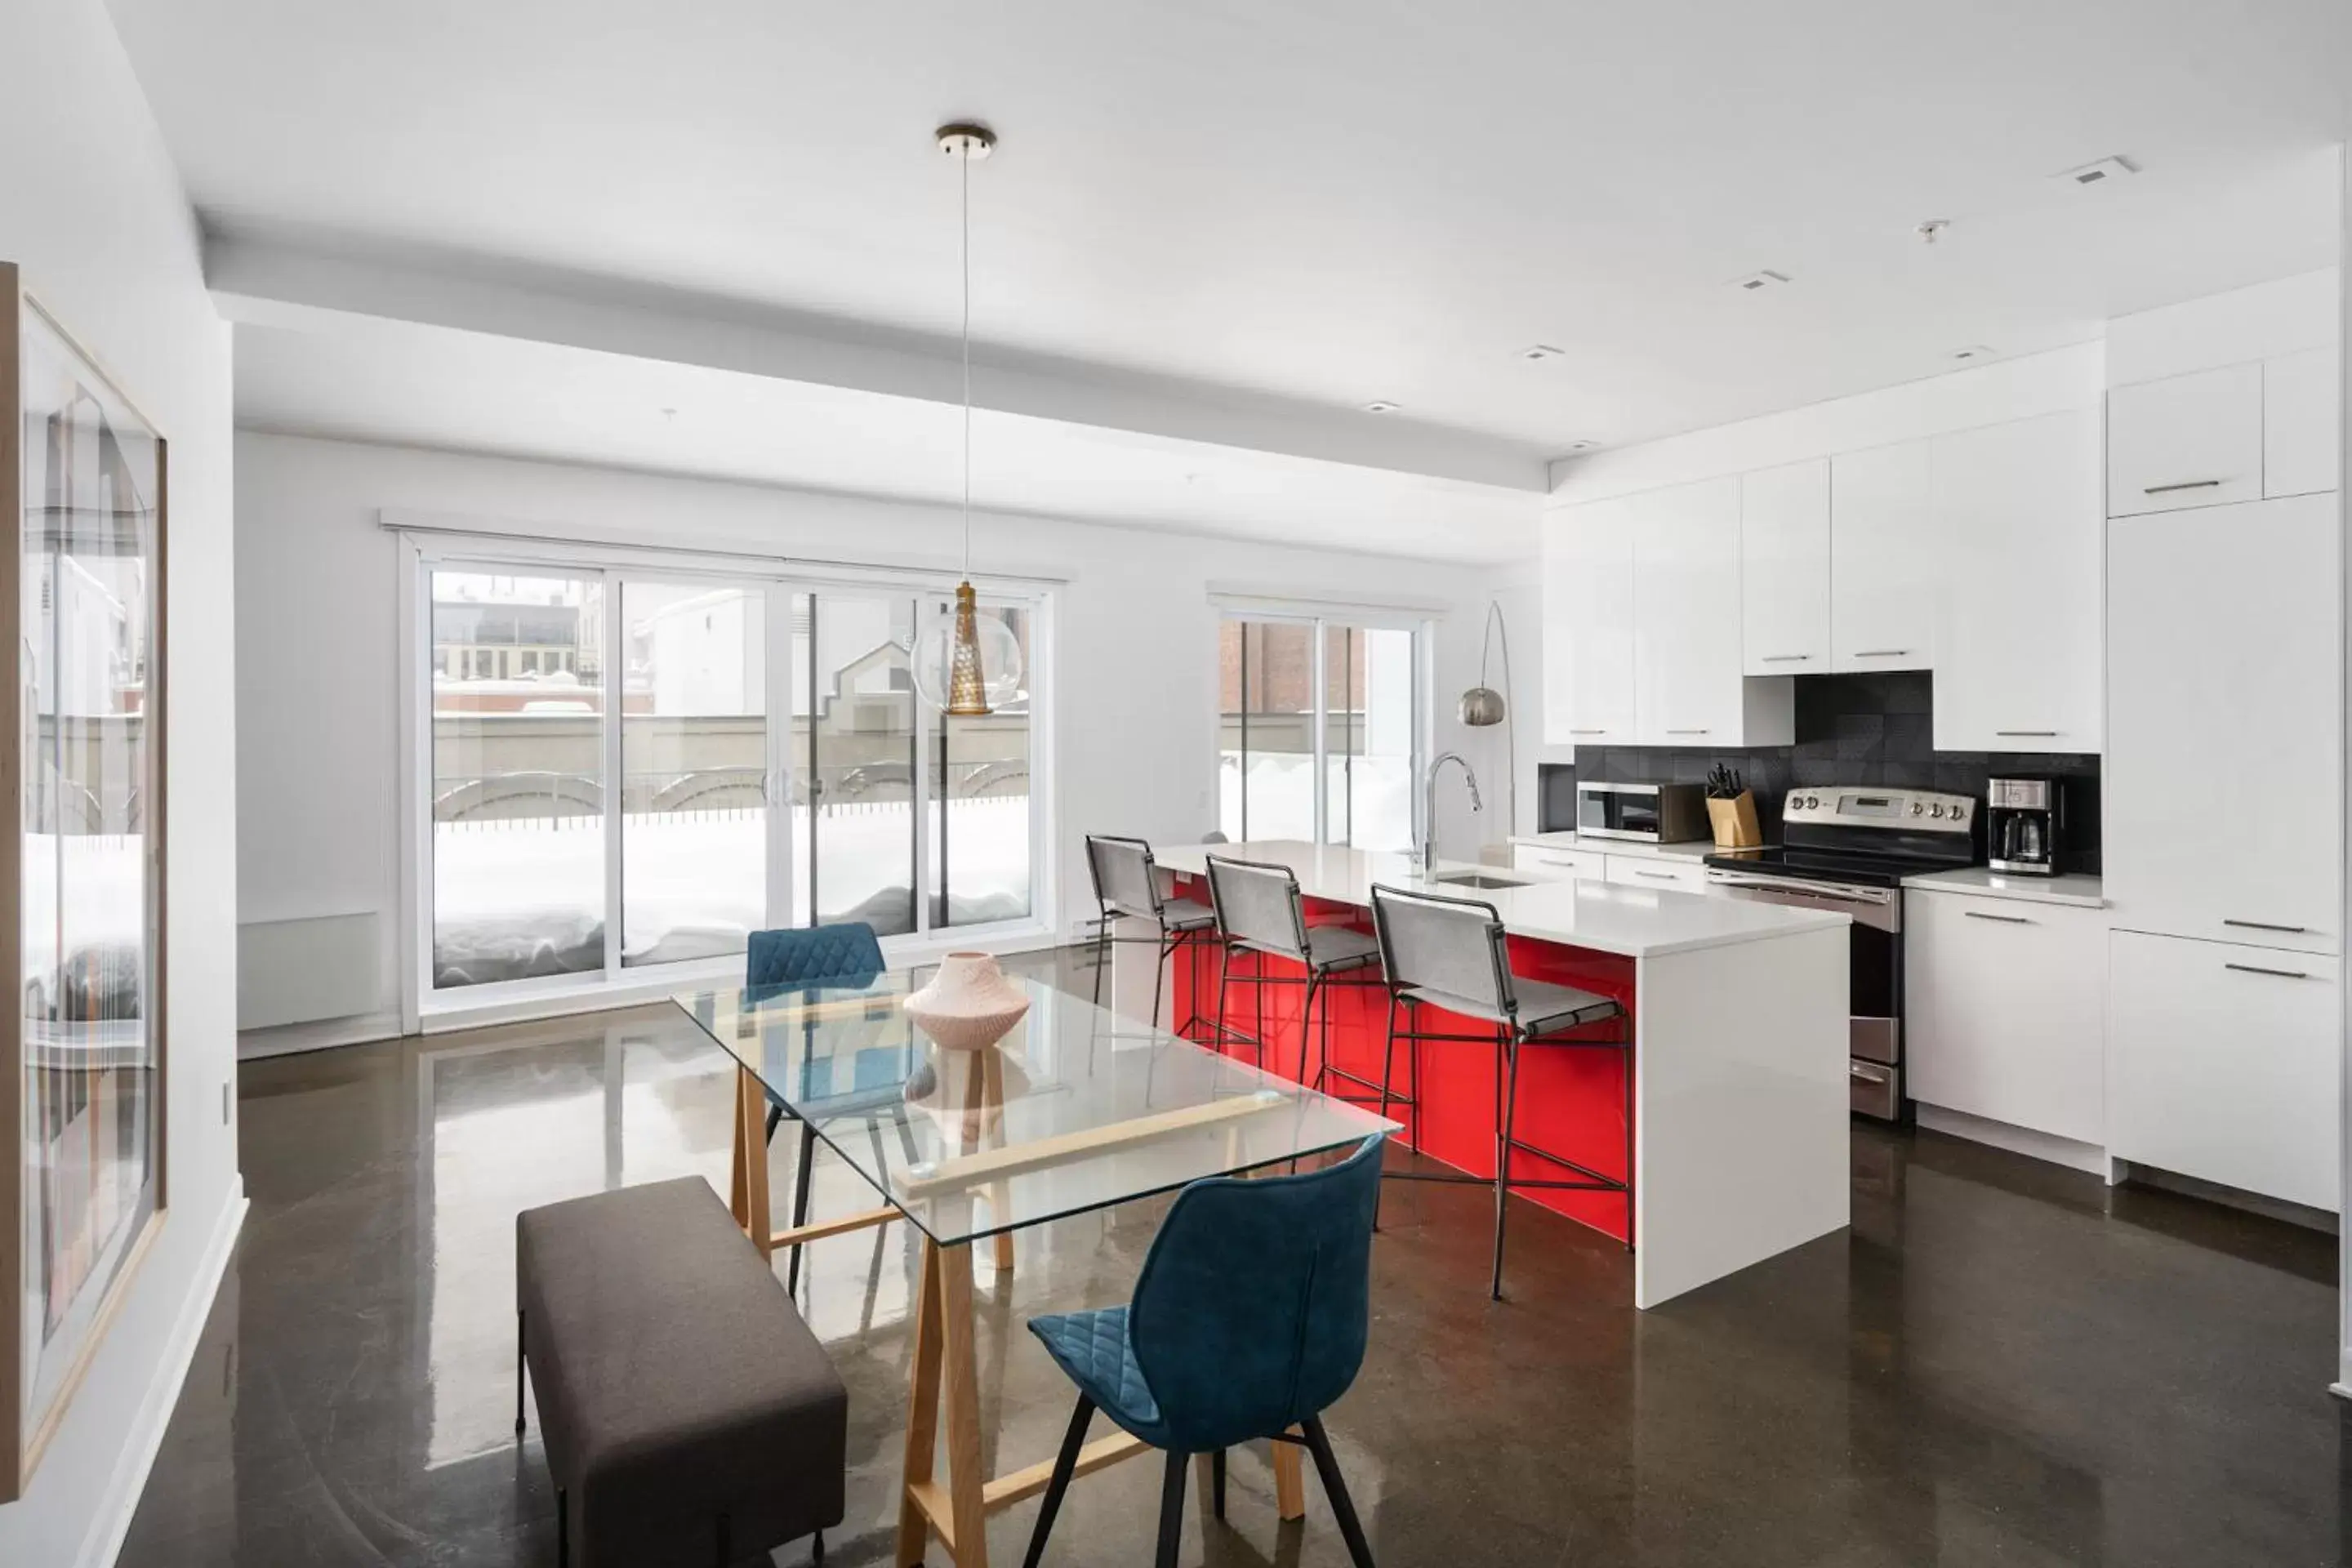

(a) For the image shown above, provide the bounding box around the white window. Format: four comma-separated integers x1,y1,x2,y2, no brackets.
408,546,1053,1013
1217,612,1425,852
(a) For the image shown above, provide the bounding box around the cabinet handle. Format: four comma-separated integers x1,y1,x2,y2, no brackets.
1665,728,1710,735
1851,648,1912,658
1994,729,2059,737
2144,479,2224,495
1634,869,1680,880
2225,962,2310,980
1569,728,1608,735
1760,654,1813,663
1962,910,2033,924
2223,919,2309,934
1537,856,1585,867
1850,1062,1891,1085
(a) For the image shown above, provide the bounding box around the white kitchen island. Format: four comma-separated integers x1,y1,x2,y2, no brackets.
1147,840,1853,1308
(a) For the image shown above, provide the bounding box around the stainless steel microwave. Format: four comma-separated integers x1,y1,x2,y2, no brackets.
1576,781,1710,844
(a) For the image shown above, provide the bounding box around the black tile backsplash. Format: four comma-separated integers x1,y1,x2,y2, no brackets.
1535,670,2101,872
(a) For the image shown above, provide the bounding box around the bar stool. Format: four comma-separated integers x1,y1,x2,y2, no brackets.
1204,853,1383,1085
1369,883,1632,1301
1085,835,1220,1041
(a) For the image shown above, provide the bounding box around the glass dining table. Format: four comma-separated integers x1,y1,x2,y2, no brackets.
673,969,1396,1568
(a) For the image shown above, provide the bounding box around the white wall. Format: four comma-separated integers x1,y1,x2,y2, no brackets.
0,4,242,1566
236,430,1501,1031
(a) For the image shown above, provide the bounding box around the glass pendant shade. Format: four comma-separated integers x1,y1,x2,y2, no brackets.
913,581,1024,715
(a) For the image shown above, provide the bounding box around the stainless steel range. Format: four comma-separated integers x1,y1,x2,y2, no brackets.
1703,786,1980,1120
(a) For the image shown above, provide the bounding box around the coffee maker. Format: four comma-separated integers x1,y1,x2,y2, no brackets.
1986,775,2064,875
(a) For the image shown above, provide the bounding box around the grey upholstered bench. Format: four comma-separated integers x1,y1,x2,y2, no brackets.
515,1175,848,1567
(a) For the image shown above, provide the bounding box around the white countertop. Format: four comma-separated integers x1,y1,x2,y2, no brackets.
1157,840,1847,960
1901,866,2107,909
1507,831,1723,861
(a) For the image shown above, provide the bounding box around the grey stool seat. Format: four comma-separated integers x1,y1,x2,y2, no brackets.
516,1176,846,1568
1399,976,1619,1038
1161,897,1219,934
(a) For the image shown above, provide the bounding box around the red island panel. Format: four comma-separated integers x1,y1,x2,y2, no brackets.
1165,879,1635,1245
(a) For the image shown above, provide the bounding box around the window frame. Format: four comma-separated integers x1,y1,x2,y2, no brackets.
1216,605,1430,853
395,532,1057,1031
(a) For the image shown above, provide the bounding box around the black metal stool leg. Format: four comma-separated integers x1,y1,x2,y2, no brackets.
514,1309,527,1435
1155,1447,1190,1568
1301,1416,1378,1568
1211,1447,1227,1519
555,1486,568,1568
714,1511,730,1567
1492,1031,1522,1302
1092,910,1111,1005
1023,1394,1096,1568
764,1101,783,1146
811,1526,824,1562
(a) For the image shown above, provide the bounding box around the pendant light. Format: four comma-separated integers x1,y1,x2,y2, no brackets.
1457,600,1517,834
911,121,1024,717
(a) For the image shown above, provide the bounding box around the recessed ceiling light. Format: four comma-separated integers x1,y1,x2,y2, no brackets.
1732,270,1791,292
1558,439,1599,454
1362,399,1401,414
1519,344,1566,362
2053,155,2136,189
1949,345,1997,363
1915,219,1950,246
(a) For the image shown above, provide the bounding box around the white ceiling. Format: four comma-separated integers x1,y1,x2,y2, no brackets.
233,318,1545,561
108,0,2347,544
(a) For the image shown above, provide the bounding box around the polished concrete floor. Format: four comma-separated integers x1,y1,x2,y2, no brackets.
122,949,2352,1566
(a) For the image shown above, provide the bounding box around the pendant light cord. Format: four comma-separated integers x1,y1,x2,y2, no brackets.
960,143,973,579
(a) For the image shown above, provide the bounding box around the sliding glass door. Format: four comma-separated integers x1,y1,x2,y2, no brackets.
1219,610,1424,850
618,581,770,967
429,568,608,989
416,550,1048,1007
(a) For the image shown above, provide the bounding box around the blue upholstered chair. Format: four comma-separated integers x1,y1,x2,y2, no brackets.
745,923,890,1293
1022,1135,1386,1568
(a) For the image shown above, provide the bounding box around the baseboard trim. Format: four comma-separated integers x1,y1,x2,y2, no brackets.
238,1010,404,1058
1913,1103,2108,1176
78,1179,247,1568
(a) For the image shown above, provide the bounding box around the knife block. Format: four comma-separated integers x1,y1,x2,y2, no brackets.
1707,791,1762,849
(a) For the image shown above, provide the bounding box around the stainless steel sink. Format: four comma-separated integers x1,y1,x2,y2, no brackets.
1428,871,1531,890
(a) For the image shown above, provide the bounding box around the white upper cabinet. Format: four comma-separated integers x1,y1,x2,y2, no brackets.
2105,493,2341,952
1930,408,2104,753
1739,459,1830,675
1828,439,1935,672
1633,478,1793,746
2107,362,2265,515
2265,347,2341,499
1632,478,1740,744
1539,496,1637,746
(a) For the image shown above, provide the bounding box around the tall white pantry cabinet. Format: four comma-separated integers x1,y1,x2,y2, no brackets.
2103,270,2343,1214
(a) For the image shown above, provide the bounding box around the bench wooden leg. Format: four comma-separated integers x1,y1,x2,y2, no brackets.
1273,1428,1306,1521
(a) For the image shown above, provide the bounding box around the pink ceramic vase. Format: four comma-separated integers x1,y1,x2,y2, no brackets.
905,952,1031,1052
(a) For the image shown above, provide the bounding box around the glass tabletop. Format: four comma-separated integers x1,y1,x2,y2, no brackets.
672,971,1396,1247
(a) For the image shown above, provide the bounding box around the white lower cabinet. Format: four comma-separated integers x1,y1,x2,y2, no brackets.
2108,931,2341,1213
1905,891,2108,1147
1511,844,1604,881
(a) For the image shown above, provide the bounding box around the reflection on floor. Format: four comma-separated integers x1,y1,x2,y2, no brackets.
122,947,2352,1566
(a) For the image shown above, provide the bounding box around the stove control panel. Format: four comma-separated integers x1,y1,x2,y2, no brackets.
1781,787,1975,834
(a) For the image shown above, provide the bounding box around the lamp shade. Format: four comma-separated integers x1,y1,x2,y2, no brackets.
1458,685,1507,726
911,581,1023,716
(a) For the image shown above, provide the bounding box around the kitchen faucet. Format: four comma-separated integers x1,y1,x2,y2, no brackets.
1420,751,1483,874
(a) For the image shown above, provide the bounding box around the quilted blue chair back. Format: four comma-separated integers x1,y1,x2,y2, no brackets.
746,922,885,990
1128,1135,1384,1453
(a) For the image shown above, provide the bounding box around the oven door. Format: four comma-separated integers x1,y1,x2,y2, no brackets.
1704,868,1902,1119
